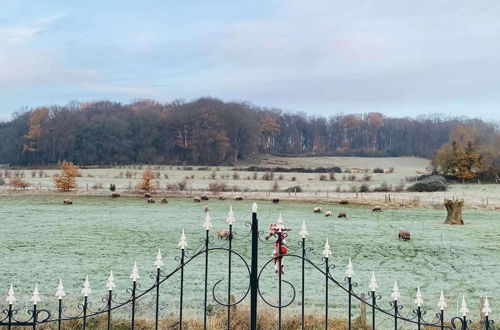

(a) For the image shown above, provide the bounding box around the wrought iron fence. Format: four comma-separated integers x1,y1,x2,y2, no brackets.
0,203,495,329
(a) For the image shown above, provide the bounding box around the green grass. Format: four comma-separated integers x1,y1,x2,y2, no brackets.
0,195,498,326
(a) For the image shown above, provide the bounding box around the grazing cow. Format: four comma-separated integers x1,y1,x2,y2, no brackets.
218,196,226,200
399,203,407,208
372,206,382,212
272,199,279,204
339,200,349,205
325,211,333,217
314,207,322,213
383,168,390,174
63,199,72,205
235,196,243,201
398,230,411,241
338,212,347,218
193,197,201,202
204,205,209,212
201,195,209,201
144,192,152,198
160,198,168,204
147,198,155,204
111,193,121,198
217,229,231,240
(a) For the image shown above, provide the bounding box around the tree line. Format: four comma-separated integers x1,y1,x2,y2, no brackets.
0,98,498,170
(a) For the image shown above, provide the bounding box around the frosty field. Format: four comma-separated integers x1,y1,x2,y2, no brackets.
0,195,498,324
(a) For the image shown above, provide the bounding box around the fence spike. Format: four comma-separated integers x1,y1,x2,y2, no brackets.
252,202,258,213
6,284,15,305
203,212,212,231
459,295,469,316
55,279,66,300
483,296,491,316
179,229,187,250
81,276,91,297
345,258,355,278
130,262,140,282
391,280,400,301
414,286,423,307
299,220,308,238
369,271,378,292
31,284,41,305
106,271,116,291
322,239,332,259
226,205,235,225
154,248,164,269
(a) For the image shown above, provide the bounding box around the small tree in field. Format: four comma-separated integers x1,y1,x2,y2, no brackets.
138,167,154,192
9,178,30,190
54,161,80,191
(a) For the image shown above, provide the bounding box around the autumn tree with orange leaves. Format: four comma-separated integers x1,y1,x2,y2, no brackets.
138,167,155,192
53,161,80,191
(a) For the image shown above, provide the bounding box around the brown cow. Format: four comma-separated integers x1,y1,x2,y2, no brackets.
144,192,152,198
160,198,168,204
193,197,201,202
217,229,231,240
339,200,349,205
235,196,243,201
218,196,226,200
111,193,121,198
63,199,72,205
313,207,322,213
372,206,382,212
272,199,279,204
398,230,411,241
147,198,155,204
338,212,347,218
201,195,209,201
204,205,209,212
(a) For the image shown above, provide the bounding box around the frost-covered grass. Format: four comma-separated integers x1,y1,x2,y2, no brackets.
0,196,498,327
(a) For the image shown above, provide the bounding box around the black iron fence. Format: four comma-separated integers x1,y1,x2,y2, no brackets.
0,203,495,329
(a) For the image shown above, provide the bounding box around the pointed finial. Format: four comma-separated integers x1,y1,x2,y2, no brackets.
106,271,116,291
252,202,258,213
391,280,401,301
179,229,187,250
130,262,140,282
437,290,447,310
31,285,41,305
6,284,15,305
345,258,355,278
414,287,423,307
81,276,91,297
482,296,491,316
460,295,469,316
322,239,332,259
203,212,212,231
276,213,285,232
154,249,164,269
55,279,66,300
299,220,308,238
226,205,235,225
369,272,378,292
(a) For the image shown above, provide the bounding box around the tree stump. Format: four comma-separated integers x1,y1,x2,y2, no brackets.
444,199,464,225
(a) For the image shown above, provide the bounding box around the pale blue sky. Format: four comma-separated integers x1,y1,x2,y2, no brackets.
1,0,500,121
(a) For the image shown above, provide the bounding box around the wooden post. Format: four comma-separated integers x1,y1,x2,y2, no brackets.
360,293,367,327
327,189,329,198
480,296,486,321
294,188,297,197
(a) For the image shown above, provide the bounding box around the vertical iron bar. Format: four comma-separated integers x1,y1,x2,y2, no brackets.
227,224,233,330
250,208,258,330
393,300,397,330
7,304,12,330
131,281,136,330
485,315,489,330
180,248,185,330
417,306,421,330
301,237,305,330
204,230,209,330
82,296,87,330
462,316,466,330
57,299,62,330
278,233,282,330
32,304,37,330
107,290,112,330
440,309,444,330
325,258,329,330
156,267,160,330
348,277,352,330
371,293,376,330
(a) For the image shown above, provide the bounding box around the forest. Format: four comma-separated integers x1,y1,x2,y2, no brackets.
0,97,498,169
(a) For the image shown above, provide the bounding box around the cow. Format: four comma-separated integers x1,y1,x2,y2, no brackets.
314,207,322,213
235,196,243,201
160,198,168,204
217,229,231,240
193,197,201,202
339,200,349,205
398,230,411,241
325,211,333,217
338,212,347,218
204,205,209,212
111,193,121,198
372,206,382,212
272,199,279,204
399,203,407,208
147,198,155,204
201,195,209,201
218,196,226,200
63,199,72,205
144,192,152,198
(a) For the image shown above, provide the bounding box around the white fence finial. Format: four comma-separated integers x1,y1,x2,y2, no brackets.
81,276,91,297
460,295,469,317
483,296,491,316
437,290,447,311
203,212,212,231
179,229,187,250
369,272,378,292
322,239,332,259
130,262,140,282
6,284,15,305
226,205,235,225
345,258,355,278
106,271,116,291
414,287,423,307
252,202,258,213
55,279,66,300
31,285,41,305
154,248,164,269
276,213,284,232
391,280,401,301
299,220,308,238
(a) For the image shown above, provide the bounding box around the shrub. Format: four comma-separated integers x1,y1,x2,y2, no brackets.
262,172,274,181
329,172,336,181
110,184,116,191
232,172,240,180
284,185,302,193
373,182,391,192
359,183,370,192
92,183,103,190
407,175,448,192
291,176,297,181
373,168,384,173
182,166,194,171
361,175,372,182
319,174,327,181
394,183,405,192
347,175,356,181
271,180,279,192
278,174,284,180
9,178,29,190
0,177,5,186
209,181,227,194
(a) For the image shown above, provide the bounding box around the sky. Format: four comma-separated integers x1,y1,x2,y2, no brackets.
1,0,500,121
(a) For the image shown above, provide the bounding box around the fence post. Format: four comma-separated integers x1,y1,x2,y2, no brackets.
480,296,485,321
250,203,258,330
359,293,366,328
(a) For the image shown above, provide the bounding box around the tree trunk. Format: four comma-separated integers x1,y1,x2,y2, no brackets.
444,199,464,225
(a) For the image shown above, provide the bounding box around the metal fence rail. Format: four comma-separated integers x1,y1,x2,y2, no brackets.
0,203,495,329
